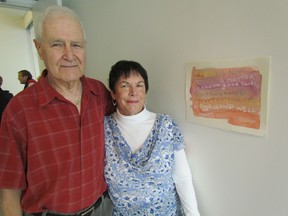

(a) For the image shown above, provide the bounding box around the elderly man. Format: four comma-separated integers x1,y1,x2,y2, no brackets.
0,6,114,216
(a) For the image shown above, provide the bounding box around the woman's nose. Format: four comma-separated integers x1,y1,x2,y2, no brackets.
129,87,137,96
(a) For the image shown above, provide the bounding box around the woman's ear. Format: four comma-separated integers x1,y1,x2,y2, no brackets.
111,91,116,100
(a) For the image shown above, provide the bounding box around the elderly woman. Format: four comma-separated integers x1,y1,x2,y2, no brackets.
104,60,201,216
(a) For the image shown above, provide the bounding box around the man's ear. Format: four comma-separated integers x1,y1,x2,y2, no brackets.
33,39,44,60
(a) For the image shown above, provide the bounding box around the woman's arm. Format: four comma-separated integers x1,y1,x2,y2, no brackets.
172,149,201,216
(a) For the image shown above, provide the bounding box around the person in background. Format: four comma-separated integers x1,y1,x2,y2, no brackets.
0,75,13,123
0,6,114,216
104,60,201,216
17,69,37,89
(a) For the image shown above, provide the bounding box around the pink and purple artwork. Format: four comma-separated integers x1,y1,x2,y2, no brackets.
190,66,262,129
186,57,270,136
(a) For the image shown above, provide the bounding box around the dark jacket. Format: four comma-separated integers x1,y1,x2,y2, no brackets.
0,88,13,123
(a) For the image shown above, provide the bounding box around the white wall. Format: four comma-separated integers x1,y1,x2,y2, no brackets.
64,1,288,216
0,0,61,97
0,7,35,95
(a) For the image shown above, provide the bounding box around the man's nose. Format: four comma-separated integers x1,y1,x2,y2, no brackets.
63,46,74,60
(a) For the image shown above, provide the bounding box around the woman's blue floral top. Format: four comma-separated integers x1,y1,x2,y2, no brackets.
104,114,185,216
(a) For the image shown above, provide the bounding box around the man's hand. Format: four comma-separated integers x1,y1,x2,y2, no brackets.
1,189,22,216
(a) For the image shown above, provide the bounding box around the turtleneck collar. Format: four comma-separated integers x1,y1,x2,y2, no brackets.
114,107,150,124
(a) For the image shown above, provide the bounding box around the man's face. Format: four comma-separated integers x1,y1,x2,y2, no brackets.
34,14,86,84
18,74,27,84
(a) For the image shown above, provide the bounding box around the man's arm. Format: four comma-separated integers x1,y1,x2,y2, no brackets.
1,189,22,216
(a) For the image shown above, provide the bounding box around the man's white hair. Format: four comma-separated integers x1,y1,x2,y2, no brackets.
34,6,86,42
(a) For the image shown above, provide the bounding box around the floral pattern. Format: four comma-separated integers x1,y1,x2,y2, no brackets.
104,114,185,216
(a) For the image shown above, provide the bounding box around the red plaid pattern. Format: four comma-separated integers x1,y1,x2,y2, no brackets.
0,72,114,213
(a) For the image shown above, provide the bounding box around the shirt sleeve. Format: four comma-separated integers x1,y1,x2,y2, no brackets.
0,99,26,189
100,82,115,115
172,149,201,216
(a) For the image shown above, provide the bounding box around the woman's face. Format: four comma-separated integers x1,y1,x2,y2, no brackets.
112,72,146,116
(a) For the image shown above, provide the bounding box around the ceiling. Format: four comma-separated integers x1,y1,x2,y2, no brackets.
0,0,38,10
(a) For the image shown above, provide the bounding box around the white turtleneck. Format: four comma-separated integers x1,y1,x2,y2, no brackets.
113,108,156,153
113,108,201,216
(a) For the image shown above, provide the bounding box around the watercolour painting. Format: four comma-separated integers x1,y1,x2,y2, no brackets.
186,57,270,136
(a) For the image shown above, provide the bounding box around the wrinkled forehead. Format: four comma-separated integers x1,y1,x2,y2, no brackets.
43,14,84,39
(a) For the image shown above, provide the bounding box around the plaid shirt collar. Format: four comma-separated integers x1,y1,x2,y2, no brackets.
37,69,102,107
